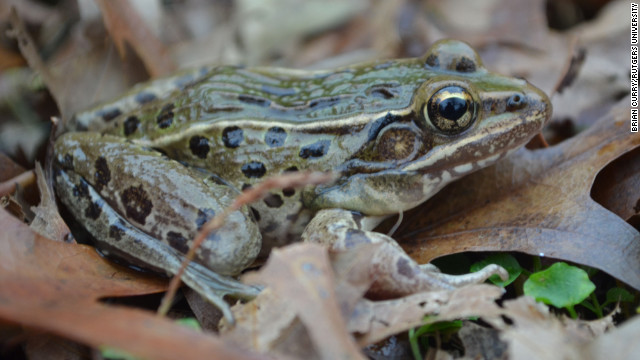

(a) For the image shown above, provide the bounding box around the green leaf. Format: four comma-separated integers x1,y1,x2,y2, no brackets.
470,253,522,287
175,317,202,331
524,262,595,309
603,287,635,307
100,346,139,360
409,320,463,360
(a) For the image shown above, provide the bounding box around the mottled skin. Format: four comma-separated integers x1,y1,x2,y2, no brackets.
54,40,551,321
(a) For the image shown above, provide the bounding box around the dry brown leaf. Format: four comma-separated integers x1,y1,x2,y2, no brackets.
221,244,377,358
424,0,549,50
29,163,70,242
588,315,640,360
24,333,87,360
398,97,640,290
352,285,504,345
484,296,615,360
224,242,509,356
232,243,365,360
0,152,26,182
458,322,508,360
96,0,175,77
0,208,267,360
591,148,640,222
221,288,304,357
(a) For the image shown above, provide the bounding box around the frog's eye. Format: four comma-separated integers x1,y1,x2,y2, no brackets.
425,86,476,134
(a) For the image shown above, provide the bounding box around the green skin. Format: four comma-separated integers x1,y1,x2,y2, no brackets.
54,40,551,321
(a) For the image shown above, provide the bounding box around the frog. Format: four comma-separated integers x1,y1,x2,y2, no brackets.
53,40,552,322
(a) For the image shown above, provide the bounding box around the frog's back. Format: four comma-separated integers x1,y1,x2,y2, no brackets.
72,57,431,137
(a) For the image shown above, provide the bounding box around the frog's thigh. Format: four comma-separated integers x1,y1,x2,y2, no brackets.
55,170,259,322
302,209,507,296
54,132,261,276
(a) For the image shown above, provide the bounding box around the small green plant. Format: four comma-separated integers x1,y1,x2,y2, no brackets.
470,253,522,287
580,287,635,318
523,262,595,318
408,320,463,360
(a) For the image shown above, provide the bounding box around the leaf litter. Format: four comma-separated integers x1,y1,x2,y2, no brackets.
0,0,638,359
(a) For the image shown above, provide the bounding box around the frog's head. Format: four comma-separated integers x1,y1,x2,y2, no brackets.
305,40,552,215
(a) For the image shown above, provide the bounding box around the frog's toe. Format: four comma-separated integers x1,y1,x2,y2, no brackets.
421,263,509,288
182,261,262,323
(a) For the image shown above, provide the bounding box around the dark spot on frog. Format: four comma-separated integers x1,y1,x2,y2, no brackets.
344,229,372,248
97,107,122,122
285,212,299,222
308,97,340,109
455,57,476,73
284,166,298,173
120,185,153,225
109,224,125,241
222,126,243,148
135,91,157,104
263,222,279,233
94,156,111,191
242,183,252,191
249,207,261,222
167,231,189,254
264,126,287,147
241,161,266,178
263,193,283,208
189,136,210,159
156,103,175,129
282,188,295,197
369,87,396,99
85,201,102,220
60,153,74,170
425,53,439,68
123,115,140,136
195,208,216,230
199,247,212,262
73,181,90,198
238,94,271,107
396,257,415,279
299,140,330,159
207,175,227,186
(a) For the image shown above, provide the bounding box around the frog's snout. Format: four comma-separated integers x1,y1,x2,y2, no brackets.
522,81,553,130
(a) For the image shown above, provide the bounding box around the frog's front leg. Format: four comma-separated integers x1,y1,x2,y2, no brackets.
302,209,507,296
54,132,262,321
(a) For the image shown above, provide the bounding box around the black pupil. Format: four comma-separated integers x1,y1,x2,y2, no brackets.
438,97,467,121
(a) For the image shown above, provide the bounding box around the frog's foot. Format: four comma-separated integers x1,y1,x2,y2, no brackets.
302,209,508,297
180,260,262,323
55,170,259,323
419,263,508,287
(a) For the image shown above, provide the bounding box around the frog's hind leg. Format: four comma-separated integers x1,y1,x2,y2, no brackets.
53,132,262,322
55,170,260,322
302,209,507,297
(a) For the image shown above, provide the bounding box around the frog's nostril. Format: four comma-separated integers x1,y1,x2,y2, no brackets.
506,93,526,110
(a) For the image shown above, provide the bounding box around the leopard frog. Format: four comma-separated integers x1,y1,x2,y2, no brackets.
53,40,551,321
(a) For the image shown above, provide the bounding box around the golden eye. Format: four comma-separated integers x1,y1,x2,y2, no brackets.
425,86,476,134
